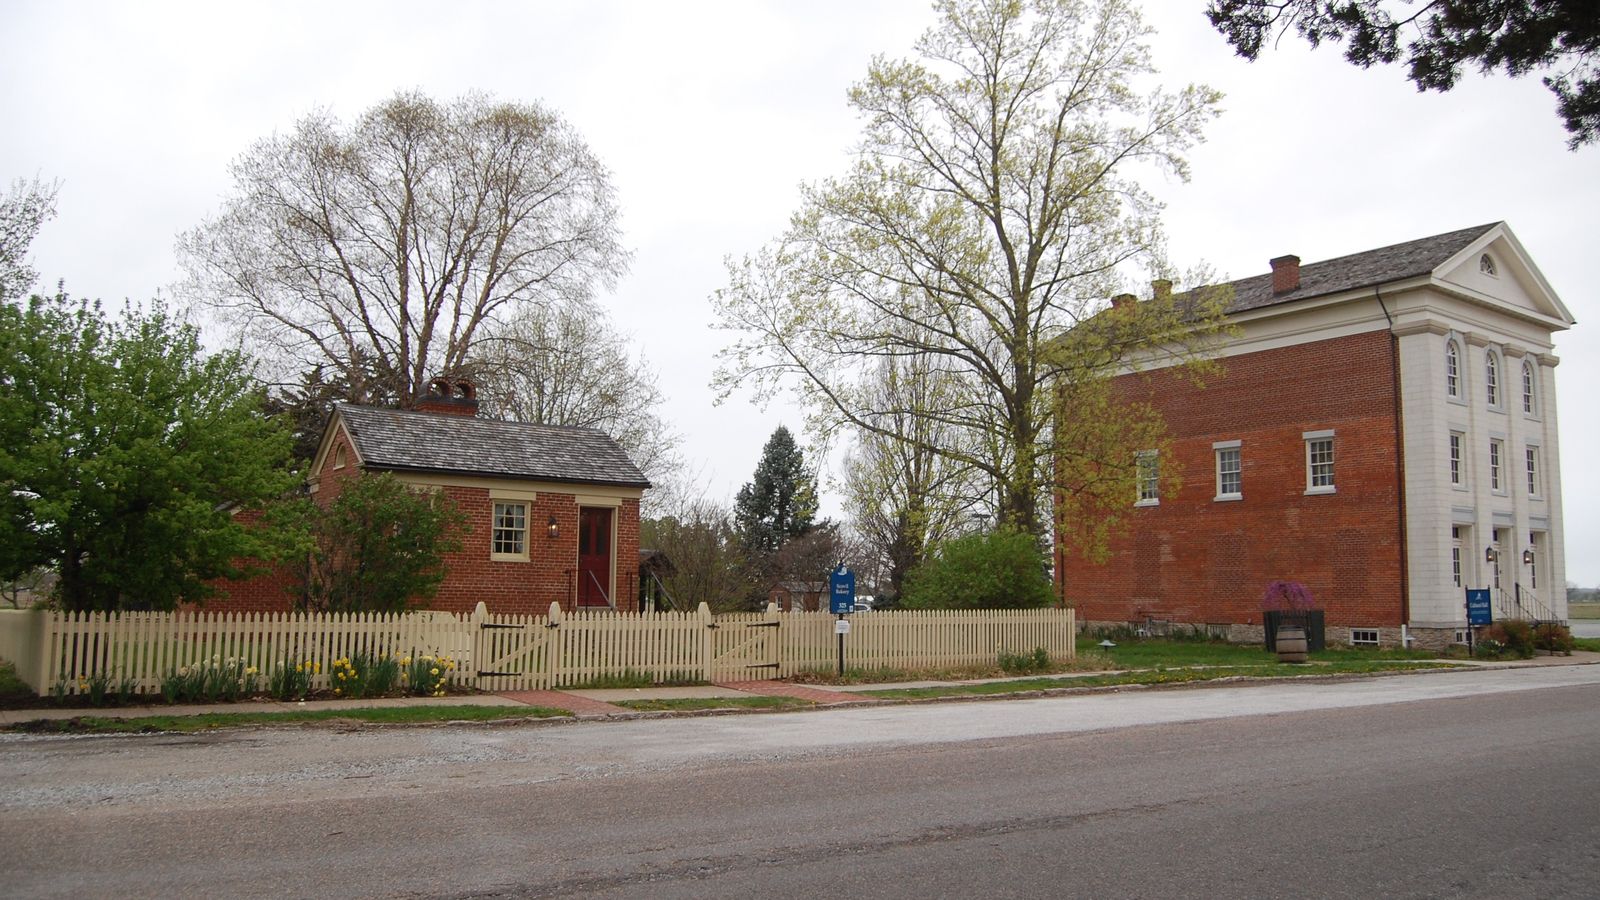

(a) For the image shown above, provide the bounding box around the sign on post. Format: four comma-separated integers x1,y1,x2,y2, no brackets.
830,566,856,615
1466,589,1492,626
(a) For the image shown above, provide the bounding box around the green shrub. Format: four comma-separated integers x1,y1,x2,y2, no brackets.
901,529,1053,609
1534,623,1575,655
998,647,1051,675
1484,621,1537,658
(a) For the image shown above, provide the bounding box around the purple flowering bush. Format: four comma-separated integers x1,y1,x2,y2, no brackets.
1261,580,1315,612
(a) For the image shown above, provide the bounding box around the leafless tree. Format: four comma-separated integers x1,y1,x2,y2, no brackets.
180,91,627,406
471,300,680,486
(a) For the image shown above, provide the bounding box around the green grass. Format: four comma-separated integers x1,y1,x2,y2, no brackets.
8,704,571,734
1076,637,1440,669
859,660,1463,701
612,696,813,712
565,669,705,689
1568,602,1600,619
1572,637,1600,653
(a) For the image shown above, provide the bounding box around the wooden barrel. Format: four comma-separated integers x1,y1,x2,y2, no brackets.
1276,625,1308,663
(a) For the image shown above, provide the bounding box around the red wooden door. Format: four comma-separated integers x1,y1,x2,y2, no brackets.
577,507,613,608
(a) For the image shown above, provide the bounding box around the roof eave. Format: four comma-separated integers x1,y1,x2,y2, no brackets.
365,462,651,490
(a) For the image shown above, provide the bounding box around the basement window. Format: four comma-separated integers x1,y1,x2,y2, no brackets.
1350,629,1380,647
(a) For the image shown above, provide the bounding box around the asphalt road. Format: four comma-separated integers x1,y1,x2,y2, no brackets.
4,666,1600,899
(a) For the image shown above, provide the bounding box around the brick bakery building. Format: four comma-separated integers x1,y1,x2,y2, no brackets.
219,379,650,616
1056,223,1574,649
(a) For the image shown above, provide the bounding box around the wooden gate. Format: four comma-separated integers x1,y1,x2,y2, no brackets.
708,606,781,681
472,602,559,691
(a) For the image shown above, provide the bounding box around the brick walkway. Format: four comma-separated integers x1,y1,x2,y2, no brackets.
497,690,629,716
715,680,868,705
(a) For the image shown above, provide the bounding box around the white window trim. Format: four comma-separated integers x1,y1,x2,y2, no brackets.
1525,444,1541,499
1485,349,1503,411
1303,429,1336,495
1488,438,1506,495
1449,431,1468,491
333,444,347,469
1213,440,1242,502
1521,361,1539,419
490,500,531,562
1134,449,1160,507
1350,628,1380,647
1445,338,1464,404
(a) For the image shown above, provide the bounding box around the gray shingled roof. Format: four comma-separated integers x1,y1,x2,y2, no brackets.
1218,222,1499,314
335,404,650,488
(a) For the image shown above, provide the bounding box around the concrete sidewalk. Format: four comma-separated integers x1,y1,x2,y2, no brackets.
5,651,1595,725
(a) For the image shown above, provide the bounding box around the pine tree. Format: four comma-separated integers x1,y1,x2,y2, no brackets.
733,426,817,554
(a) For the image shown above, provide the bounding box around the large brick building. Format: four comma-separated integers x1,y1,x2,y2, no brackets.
1057,223,1574,649
219,379,650,616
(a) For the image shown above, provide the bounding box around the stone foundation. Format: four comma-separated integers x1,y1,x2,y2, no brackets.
1078,618,1422,649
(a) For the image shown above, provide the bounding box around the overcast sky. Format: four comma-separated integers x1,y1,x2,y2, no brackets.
2,1,1594,585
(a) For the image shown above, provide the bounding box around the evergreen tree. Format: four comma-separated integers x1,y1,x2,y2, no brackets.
733,426,817,554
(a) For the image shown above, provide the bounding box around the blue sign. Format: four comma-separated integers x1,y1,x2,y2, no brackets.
829,565,856,614
1466,589,1492,626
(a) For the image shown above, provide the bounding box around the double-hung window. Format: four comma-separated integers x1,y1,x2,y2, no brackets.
1521,361,1537,415
1135,449,1160,506
492,501,529,559
1486,351,1501,408
1489,439,1504,492
1526,446,1540,498
1449,432,1466,488
1445,340,1461,399
1304,430,1335,494
1214,440,1242,501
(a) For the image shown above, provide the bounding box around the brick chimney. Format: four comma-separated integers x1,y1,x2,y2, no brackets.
415,377,480,416
1111,292,1137,310
1270,255,1301,294
1151,279,1172,301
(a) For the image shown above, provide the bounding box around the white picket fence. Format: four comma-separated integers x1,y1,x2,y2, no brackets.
0,603,1076,697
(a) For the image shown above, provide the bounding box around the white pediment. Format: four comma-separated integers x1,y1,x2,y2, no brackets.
1434,224,1574,327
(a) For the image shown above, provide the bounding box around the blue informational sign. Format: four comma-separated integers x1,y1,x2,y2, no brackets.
1466,589,1492,626
830,565,856,614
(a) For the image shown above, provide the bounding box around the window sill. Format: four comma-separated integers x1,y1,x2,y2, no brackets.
490,552,530,563
1446,396,1467,407
1213,493,1243,503
1304,486,1337,496
1134,499,1160,508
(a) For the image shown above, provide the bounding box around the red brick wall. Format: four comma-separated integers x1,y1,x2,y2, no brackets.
1058,330,1405,629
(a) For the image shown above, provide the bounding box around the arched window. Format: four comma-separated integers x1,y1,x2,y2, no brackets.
1445,340,1460,398
1480,254,1498,276
1522,361,1536,415
1486,350,1500,407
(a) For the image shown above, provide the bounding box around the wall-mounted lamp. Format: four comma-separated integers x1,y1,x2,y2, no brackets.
1485,546,1498,564
547,516,560,540
1523,547,1534,566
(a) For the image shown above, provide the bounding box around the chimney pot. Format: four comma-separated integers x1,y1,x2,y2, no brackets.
1270,255,1301,294
1111,293,1137,310
415,376,481,417
1151,279,1172,301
